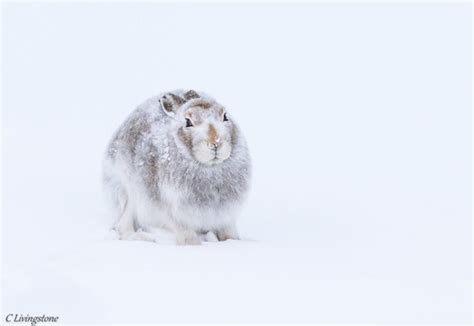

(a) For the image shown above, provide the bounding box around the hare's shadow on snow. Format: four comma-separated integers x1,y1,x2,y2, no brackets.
105,228,258,247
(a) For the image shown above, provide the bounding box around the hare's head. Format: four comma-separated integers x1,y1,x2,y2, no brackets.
160,90,237,165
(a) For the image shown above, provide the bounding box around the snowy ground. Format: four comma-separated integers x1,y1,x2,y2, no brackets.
2,2,472,324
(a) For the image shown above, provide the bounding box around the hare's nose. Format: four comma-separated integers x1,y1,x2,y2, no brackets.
208,139,220,150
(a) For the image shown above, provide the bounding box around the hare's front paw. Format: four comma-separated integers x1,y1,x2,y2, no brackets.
204,231,219,242
176,230,202,246
216,227,240,241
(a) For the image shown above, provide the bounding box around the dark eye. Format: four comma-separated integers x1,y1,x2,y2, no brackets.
223,113,229,122
185,118,193,127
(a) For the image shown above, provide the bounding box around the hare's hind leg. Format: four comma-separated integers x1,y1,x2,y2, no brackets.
104,164,157,243
114,199,157,242
113,197,134,238
106,181,155,243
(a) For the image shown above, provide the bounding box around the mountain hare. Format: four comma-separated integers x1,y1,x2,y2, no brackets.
103,90,251,245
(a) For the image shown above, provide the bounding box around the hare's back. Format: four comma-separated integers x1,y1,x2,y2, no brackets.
106,98,166,162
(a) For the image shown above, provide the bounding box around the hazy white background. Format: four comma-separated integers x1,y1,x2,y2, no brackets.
2,2,472,324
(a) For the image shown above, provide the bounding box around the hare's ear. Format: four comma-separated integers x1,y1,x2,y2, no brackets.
160,93,185,116
183,90,200,100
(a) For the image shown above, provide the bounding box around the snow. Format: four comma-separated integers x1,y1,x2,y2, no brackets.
2,2,472,324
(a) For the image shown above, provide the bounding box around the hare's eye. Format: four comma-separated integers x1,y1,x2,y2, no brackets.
185,118,193,127
223,113,229,122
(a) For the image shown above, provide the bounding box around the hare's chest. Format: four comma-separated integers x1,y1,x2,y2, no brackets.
158,182,232,230
186,177,238,209
160,172,237,207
